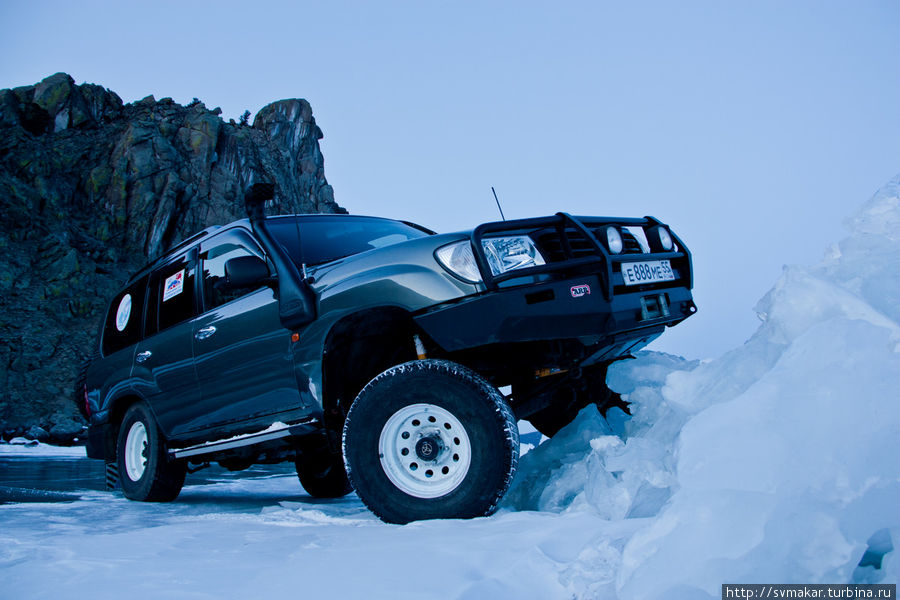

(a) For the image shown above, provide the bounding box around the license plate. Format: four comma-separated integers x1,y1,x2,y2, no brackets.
621,260,675,286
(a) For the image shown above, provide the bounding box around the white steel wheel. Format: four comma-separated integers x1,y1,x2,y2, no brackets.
343,359,519,524
124,421,148,481
378,403,472,499
116,402,186,502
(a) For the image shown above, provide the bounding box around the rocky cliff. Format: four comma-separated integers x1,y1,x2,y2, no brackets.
0,73,345,442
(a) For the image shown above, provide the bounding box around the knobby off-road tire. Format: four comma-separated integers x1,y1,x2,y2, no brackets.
295,451,353,498
343,359,519,524
116,403,186,502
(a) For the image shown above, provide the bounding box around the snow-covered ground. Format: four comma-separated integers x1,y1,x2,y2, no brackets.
0,441,87,458
3,176,899,598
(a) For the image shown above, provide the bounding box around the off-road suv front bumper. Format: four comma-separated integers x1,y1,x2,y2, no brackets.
414,212,696,365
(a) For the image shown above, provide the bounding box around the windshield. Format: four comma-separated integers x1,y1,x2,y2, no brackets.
267,215,432,267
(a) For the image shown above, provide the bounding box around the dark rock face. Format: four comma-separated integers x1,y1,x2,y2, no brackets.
0,73,345,442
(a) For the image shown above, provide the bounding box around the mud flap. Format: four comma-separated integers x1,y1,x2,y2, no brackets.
105,462,120,490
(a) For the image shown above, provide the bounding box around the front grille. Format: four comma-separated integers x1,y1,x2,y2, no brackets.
619,229,643,253
534,226,644,262
534,227,596,262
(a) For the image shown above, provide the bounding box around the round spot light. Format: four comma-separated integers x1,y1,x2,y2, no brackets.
606,227,623,254
657,227,673,251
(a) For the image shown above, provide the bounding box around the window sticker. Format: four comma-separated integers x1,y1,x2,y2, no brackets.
115,294,132,331
163,270,185,302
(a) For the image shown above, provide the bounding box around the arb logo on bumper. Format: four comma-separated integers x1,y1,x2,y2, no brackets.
570,284,591,298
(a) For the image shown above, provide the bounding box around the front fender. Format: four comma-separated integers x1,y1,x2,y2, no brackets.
289,260,476,406
317,263,474,315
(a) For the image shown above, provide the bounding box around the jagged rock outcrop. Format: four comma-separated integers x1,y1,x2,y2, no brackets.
0,73,345,442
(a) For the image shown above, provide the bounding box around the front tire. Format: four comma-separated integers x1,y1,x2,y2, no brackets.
343,359,519,524
116,403,185,502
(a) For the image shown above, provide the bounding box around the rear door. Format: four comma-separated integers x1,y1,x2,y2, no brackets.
189,228,310,433
91,274,150,420
132,250,203,438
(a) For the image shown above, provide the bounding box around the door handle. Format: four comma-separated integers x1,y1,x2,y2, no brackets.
195,326,217,340
135,350,152,363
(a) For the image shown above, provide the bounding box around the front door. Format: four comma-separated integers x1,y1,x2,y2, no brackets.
189,228,310,435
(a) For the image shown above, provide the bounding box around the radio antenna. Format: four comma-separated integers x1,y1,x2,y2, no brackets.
491,186,507,221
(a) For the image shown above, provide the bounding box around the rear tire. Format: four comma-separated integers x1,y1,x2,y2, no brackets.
343,359,518,524
116,403,185,502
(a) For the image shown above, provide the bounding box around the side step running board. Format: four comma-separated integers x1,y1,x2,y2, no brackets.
170,420,319,460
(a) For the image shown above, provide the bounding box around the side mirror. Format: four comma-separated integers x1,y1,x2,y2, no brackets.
224,256,270,288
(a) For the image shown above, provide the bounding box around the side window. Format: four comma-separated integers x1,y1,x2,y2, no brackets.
200,232,267,311
147,254,198,334
102,275,148,356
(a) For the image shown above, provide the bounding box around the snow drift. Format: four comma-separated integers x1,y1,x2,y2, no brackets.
507,174,900,597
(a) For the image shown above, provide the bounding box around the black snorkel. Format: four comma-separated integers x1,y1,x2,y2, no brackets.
245,182,317,329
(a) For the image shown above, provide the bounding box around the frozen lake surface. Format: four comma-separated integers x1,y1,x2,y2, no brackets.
1,444,617,600
0,450,295,495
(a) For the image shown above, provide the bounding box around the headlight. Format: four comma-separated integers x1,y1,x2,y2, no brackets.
606,227,623,254
436,236,546,283
481,235,545,276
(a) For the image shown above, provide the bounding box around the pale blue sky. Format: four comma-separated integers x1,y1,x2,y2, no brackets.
2,0,899,358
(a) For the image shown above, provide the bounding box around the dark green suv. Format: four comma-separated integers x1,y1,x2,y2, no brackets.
80,184,695,523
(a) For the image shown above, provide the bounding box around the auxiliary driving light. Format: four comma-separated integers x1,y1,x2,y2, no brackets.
657,227,674,251
606,227,623,254
647,225,675,252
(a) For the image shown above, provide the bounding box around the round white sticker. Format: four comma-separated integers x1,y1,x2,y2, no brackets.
115,294,132,332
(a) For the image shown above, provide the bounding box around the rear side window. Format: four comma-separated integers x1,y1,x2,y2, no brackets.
102,275,148,356
146,254,198,335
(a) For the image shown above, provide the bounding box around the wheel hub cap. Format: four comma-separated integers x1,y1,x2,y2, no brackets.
378,403,472,499
415,436,441,461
